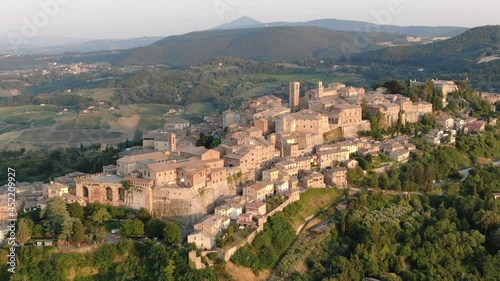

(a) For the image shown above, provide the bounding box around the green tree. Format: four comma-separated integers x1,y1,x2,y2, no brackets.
96,230,107,244
58,216,75,244
487,228,500,254
91,208,112,224
163,222,181,245
121,219,145,237
32,224,44,238
70,220,85,246
162,259,176,281
145,219,167,239
41,197,70,237
137,208,152,223
16,218,32,245
67,202,84,220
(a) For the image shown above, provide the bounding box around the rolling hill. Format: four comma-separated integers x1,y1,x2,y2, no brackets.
350,25,500,90
212,16,468,37
351,25,500,68
117,26,404,66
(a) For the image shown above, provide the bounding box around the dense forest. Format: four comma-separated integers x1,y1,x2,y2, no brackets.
240,165,499,281
286,165,500,281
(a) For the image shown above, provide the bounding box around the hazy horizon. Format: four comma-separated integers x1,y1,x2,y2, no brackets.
1,0,499,41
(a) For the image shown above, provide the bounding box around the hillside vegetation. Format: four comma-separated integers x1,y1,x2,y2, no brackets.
118,26,403,66
352,25,500,67
351,25,500,90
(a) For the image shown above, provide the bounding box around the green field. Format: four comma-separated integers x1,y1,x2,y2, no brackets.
137,116,163,133
17,128,57,142
182,102,215,123
84,88,119,102
0,124,30,134
184,102,214,116
69,129,122,144
54,113,78,131
0,105,58,134
0,103,200,149
116,104,185,133
31,112,57,127
75,114,102,129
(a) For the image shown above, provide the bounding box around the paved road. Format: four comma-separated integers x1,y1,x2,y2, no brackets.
430,160,500,188
105,234,121,244
458,160,500,181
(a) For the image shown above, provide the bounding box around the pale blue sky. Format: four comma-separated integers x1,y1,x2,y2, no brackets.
1,0,499,39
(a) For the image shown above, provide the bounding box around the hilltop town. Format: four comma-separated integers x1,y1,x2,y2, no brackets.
1,5,500,279
3,76,498,262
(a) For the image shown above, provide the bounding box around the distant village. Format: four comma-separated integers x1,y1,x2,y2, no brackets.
2,78,498,255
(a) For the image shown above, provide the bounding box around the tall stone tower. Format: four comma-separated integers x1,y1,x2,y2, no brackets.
289,81,300,112
317,81,324,98
169,132,176,152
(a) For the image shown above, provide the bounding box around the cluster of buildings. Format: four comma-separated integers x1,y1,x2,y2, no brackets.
29,62,98,77
7,77,482,249
424,115,492,145
80,101,116,114
187,188,300,250
224,78,435,149
77,146,231,218
0,177,88,242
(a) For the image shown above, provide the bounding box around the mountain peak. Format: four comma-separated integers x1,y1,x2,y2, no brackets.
213,16,263,30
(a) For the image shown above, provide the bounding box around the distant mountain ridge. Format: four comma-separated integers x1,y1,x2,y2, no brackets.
117,26,404,66
0,37,163,55
212,16,469,37
0,17,469,56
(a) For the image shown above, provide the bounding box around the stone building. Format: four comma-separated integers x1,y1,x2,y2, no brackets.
323,167,348,188
117,151,168,176
289,81,301,112
243,181,274,202
75,173,127,207
276,110,330,134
